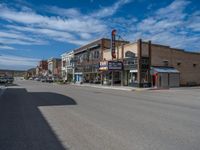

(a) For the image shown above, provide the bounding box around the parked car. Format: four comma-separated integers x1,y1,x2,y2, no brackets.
41,77,47,82
46,77,53,83
7,77,14,84
34,77,40,81
0,77,7,84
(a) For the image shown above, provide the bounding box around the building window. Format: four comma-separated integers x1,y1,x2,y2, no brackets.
93,51,99,59
163,60,169,66
90,52,94,60
96,51,99,59
62,61,66,67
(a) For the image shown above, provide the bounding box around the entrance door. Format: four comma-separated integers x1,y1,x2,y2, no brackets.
113,71,121,84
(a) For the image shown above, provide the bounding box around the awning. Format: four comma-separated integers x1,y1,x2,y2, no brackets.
151,67,180,74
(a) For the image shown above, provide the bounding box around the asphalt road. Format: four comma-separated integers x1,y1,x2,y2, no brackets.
0,79,200,150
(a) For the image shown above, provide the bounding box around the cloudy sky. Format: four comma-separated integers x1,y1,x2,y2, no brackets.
0,0,199,70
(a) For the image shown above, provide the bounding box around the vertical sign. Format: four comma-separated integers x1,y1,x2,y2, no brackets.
111,29,116,59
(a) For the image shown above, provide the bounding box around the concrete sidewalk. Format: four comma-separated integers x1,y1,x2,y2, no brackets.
71,83,154,91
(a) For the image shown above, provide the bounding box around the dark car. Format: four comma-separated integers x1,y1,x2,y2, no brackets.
7,77,14,84
46,77,53,83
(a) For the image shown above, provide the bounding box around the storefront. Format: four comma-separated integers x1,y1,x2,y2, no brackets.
123,57,138,86
75,72,83,83
99,61,123,85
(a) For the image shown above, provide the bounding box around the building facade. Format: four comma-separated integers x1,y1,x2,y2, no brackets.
48,58,61,77
101,39,200,87
73,38,129,83
36,60,48,77
61,51,74,82
25,68,36,79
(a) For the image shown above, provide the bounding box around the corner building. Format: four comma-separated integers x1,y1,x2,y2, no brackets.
74,38,128,83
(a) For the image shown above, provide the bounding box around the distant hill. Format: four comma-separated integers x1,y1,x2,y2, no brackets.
0,69,26,77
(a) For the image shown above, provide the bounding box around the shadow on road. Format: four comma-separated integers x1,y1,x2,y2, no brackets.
0,88,77,150
0,83,19,86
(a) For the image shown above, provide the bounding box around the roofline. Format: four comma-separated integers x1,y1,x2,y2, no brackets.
74,38,107,51
48,57,61,61
74,37,129,54
61,50,74,57
141,40,200,55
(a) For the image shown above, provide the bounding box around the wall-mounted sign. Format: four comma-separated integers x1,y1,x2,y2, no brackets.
111,29,116,59
99,61,108,71
130,69,138,73
125,51,135,58
99,61,123,71
108,61,123,70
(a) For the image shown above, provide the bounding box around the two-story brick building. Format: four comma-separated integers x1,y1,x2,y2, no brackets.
74,38,128,83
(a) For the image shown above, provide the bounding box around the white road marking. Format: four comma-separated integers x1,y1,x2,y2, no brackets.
0,87,6,98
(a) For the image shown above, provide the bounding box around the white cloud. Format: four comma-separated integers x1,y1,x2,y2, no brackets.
122,0,200,51
0,0,132,46
0,45,15,50
0,30,47,45
0,54,39,70
0,0,199,52
0,4,106,33
187,11,200,32
46,6,81,18
92,0,132,18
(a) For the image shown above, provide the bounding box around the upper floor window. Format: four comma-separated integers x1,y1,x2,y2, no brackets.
80,55,83,63
89,51,94,60
177,62,181,66
94,51,100,59
163,60,169,66
96,51,99,59
62,61,66,67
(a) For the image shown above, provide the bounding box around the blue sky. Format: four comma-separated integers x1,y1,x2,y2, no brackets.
0,0,199,70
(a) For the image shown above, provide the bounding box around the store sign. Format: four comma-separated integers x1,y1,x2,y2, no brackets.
111,29,116,59
108,61,123,70
125,51,135,58
130,69,138,73
99,61,108,71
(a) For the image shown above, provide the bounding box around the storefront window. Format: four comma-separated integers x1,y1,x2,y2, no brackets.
128,72,137,84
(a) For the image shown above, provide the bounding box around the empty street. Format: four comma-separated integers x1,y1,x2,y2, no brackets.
0,80,200,150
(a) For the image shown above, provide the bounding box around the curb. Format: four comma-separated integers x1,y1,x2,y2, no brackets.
71,84,153,92
149,88,170,91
